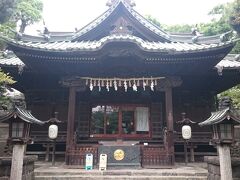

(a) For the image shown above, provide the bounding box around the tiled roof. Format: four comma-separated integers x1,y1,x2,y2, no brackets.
5,34,235,53
216,54,240,69
0,55,25,67
199,107,240,126
13,1,233,45
1,49,239,71
170,33,225,44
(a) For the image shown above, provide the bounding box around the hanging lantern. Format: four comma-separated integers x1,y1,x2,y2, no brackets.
182,125,192,140
48,124,58,140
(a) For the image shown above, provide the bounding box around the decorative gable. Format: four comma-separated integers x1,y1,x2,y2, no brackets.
110,17,133,35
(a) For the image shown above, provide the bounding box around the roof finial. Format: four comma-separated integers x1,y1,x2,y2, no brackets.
106,0,136,7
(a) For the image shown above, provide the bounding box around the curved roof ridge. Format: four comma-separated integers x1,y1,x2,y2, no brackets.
127,6,170,40
2,33,235,54
170,30,236,44
71,1,171,42
71,2,119,41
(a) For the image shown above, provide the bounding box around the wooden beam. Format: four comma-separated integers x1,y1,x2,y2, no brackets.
66,86,76,161
165,87,175,165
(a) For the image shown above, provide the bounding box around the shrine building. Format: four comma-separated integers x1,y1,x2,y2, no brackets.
1,0,240,168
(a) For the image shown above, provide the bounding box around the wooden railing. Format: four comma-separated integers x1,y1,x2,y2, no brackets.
66,145,98,166
141,145,174,168
31,130,67,143
175,132,211,143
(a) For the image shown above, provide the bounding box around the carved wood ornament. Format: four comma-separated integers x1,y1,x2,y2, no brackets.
111,17,133,35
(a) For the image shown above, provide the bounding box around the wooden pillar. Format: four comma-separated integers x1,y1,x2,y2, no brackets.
10,144,25,180
43,144,50,162
218,144,233,180
66,86,76,164
190,143,195,162
165,87,175,164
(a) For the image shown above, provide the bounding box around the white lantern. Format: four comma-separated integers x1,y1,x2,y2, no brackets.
182,125,192,140
48,124,58,139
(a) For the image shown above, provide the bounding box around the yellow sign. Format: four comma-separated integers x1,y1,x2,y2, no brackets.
114,149,125,161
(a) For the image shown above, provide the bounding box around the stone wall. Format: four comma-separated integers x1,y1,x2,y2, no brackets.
0,156,37,180
204,156,240,180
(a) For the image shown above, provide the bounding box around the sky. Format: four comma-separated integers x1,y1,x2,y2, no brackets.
25,0,234,34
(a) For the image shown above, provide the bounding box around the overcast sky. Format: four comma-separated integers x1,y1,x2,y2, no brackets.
25,0,234,34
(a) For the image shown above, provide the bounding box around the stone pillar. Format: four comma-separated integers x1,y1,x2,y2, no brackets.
10,144,25,180
66,86,76,164
165,87,175,164
218,144,233,180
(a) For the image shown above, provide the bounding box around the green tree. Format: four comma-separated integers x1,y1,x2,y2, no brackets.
0,0,43,36
219,85,240,109
0,0,17,23
0,69,16,107
14,0,43,33
146,15,161,28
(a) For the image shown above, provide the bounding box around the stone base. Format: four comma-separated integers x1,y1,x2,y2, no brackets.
0,156,37,180
204,156,240,180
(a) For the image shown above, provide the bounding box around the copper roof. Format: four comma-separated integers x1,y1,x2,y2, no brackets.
0,106,44,125
199,107,240,126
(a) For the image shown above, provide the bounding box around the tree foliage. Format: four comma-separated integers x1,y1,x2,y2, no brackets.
0,0,17,24
219,85,240,109
0,69,16,107
0,0,43,35
14,0,43,33
146,1,240,108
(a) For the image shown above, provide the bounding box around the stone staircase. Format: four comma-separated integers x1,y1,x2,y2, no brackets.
34,163,208,180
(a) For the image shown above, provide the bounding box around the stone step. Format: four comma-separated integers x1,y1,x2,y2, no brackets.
34,162,208,180
35,171,207,177
35,175,207,180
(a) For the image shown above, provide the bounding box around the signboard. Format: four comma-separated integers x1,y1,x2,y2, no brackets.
85,154,93,170
99,154,107,171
